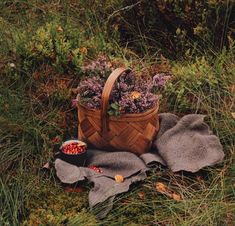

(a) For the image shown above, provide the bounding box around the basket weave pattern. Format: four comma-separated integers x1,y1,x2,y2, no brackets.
77,68,160,155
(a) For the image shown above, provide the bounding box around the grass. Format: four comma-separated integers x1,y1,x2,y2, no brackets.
0,1,234,225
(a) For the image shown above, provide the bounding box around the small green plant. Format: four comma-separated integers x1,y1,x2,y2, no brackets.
108,102,121,116
163,54,231,112
0,1,234,226
25,22,85,72
0,178,26,226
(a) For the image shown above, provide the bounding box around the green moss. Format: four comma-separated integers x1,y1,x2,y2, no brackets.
20,173,89,225
0,1,234,225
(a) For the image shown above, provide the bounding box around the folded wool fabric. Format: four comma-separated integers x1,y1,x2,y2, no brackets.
55,151,148,218
145,113,225,172
55,113,224,218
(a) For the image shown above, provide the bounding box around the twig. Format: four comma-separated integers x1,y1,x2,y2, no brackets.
107,0,143,22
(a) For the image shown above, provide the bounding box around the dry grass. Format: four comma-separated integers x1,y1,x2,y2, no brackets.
0,1,234,225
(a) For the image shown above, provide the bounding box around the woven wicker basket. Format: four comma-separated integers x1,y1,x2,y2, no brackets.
77,68,160,155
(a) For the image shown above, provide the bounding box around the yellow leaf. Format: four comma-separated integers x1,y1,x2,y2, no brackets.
115,174,124,183
79,47,88,55
57,26,63,32
155,182,168,193
156,182,182,201
171,192,182,201
130,91,141,100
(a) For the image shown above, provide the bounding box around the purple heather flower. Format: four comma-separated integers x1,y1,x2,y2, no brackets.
153,73,171,88
75,70,160,113
81,56,114,76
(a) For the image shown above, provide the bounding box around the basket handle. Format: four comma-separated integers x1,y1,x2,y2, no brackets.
101,67,131,134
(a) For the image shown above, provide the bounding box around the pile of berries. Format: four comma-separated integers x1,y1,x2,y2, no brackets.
62,142,86,155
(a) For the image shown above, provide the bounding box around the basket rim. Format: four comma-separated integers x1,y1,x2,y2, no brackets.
77,101,159,121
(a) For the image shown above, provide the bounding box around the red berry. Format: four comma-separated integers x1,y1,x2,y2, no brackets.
89,166,102,173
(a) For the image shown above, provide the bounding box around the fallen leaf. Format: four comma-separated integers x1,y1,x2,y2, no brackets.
79,47,88,54
155,182,168,193
155,182,182,201
115,174,124,183
171,192,182,201
57,26,63,32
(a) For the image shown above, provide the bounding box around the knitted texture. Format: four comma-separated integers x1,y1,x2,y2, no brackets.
55,113,224,218
153,113,224,172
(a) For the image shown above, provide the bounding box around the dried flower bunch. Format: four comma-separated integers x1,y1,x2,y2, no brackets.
76,57,170,115
81,55,114,77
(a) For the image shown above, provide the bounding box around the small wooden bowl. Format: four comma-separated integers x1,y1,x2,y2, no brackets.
59,140,87,167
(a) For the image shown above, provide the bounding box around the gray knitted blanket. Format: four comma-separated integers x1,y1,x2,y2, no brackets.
55,113,224,218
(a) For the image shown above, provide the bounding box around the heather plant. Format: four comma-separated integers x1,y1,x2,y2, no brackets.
116,0,234,57
76,70,170,115
81,55,127,79
27,22,85,72
0,1,234,225
77,76,105,109
11,22,87,73
81,55,114,77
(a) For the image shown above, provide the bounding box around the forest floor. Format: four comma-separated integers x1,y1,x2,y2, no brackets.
0,1,234,225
